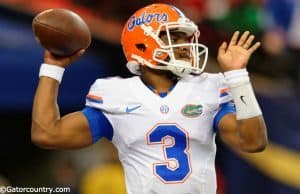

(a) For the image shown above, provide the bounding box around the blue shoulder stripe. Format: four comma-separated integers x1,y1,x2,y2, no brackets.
213,101,236,132
82,107,113,142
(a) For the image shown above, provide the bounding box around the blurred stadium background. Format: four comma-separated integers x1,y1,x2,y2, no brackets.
0,0,299,194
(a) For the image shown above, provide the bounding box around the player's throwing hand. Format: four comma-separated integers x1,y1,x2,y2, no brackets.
217,31,261,71
43,49,85,68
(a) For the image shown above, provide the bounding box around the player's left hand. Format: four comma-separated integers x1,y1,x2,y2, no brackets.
217,31,261,72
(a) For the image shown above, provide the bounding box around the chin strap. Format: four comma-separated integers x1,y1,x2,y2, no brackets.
167,60,193,77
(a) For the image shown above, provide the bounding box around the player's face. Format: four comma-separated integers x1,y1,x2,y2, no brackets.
159,31,191,62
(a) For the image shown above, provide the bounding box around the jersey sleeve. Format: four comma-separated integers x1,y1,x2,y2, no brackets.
85,78,124,113
81,107,113,143
213,76,236,132
82,78,120,143
85,79,107,110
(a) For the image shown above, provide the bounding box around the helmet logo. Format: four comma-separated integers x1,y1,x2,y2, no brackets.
127,12,168,31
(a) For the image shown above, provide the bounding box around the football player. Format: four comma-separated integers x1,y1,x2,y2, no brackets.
32,4,268,194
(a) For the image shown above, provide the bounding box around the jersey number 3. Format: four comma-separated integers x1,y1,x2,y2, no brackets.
146,123,191,183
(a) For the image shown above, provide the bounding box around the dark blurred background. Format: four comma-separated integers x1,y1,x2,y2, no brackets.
0,0,299,194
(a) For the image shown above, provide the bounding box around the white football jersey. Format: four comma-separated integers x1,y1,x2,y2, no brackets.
85,73,234,194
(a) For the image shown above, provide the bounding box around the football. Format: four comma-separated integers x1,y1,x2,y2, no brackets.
32,9,91,57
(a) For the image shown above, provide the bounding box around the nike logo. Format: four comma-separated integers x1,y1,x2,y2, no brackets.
240,95,247,105
126,105,142,113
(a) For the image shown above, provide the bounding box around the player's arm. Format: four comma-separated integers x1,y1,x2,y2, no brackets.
218,114,267,152
216,31,268,153
31,50,93,150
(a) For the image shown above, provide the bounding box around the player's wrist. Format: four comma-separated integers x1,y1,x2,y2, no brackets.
223,68,250,87
223,68,262,120
39,63,65,83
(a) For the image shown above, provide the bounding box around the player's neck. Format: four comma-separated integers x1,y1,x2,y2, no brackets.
140,66,177,93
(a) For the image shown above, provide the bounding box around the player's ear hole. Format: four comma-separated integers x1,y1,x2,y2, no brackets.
136,44,146,52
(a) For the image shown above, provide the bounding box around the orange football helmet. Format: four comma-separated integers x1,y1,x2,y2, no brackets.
121,3,208,77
